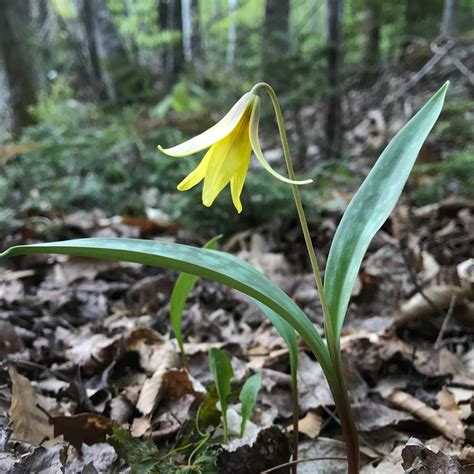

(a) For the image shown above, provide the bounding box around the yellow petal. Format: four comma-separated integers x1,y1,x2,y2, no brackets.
202,110,252,208
230,154,251,213
177,148,213,191
249,99,313,185
158,93,254,157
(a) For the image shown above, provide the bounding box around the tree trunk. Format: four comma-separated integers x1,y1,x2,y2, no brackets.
362,0,381,66
440,0,458,36
0,0,38,131
190,0,202,65
79,0,109,100
159,0,184,91
94,0,135,102
262,0,290,87
182,0,192,62
226,0,238,67
325,0,344,157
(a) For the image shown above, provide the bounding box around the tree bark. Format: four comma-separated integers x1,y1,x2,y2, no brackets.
262,0,290,87
159,0,184,91
79,0,109,100
362,0,381,66
440,0,458,36
190,0,202,65
0,0,38,131
325,0,344,157
226,0,238,67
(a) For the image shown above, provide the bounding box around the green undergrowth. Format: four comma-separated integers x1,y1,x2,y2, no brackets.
413,148,474,205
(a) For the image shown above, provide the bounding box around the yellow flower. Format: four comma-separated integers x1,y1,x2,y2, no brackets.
158,92,311,213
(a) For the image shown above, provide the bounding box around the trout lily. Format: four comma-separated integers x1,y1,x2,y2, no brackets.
158,91,312,213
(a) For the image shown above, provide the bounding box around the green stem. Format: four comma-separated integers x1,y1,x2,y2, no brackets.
252,82,360,474
290,364,299,474
331,353,360,474
250,82,335,344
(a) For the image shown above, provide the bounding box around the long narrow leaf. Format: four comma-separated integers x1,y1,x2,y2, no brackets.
208,348,234,443
170,235,221,361
324,82,449,344
0,238,333,377
239,373,262,437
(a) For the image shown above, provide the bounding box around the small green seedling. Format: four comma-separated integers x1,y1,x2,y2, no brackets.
208,348,234,443
239,373,262,437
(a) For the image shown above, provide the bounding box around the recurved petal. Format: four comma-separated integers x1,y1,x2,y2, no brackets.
177,148,213,191
158,93,254,157
249,99,313,186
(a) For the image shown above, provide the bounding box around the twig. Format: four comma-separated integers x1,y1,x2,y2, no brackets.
398,239,447,320
384,37,453,107
434,294,456,350
261,456,347,473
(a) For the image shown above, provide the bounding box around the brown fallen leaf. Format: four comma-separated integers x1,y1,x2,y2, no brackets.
136,349,180,416
394,284,473,328
401,437,463,473
437,386,466,436
9,366,54,445
161,369,206,402
387,390,465,441
50,413,114,452
1,142,41,164
288,410,322,439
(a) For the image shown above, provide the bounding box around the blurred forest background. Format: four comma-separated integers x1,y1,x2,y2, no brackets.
0,0,472,237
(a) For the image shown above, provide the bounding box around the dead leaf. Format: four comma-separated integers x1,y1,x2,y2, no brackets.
65,442,118,473
0,321,24,357
297,438,348,474
9,366,54,445
395,284,473,327
63,331,119,376
297,352,334,411
50,413,114,452
53,256,119,284
11,443,67,473
238,233,291,286
401,437,463,473
352,401,413,432
161,369,206,401
1,142,41,164
288,410,322,439
136,350,179,416
387,390,465,441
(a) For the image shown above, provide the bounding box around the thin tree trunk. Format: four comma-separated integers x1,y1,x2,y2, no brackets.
325,0,344,157
79,0,109,100
226,0,238,67
262,0,290,86
182,0,192,62
191,0,202,65
0,0,38,131
362,0,381,66
440,0,458,36
160,0,184,91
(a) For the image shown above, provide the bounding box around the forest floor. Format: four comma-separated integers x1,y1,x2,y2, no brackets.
0,191,473,473
1,51,473,473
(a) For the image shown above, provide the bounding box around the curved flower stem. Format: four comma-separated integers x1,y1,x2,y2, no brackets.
251,82,360,474
251,83,334,342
